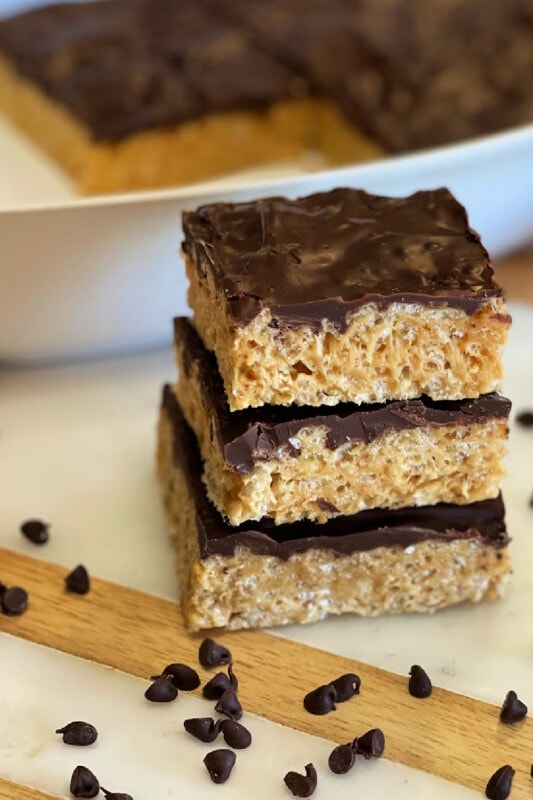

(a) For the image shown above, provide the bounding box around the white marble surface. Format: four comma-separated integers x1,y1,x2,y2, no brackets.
0,302,531,798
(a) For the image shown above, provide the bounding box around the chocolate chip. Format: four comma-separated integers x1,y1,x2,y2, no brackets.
408,665,432,698
330,673,361,702
20,519,49,544
65,565,90,595
328,743,355,774
151,663,200,691
203,672,231,700
500,690,528,723
485,765,514,800
1,586,28,616
353,728,386,759
215,687,243,721
144,675,178,702
530,763,533,778
227,662,238,690
283,763,317,797
203,749,236,784
516,411,533,427
56,721,98,746
102,790,134,800
0,582,6,596
303,685,337,715
184,717,221,743
70,765,100,798
199,638,232,668
220,720,252,749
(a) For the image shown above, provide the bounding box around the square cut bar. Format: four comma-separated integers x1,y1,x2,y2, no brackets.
174,317,511,526
157,385,510,632
183,187,511,410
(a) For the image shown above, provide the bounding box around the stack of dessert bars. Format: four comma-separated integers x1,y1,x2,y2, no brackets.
157,187,512,632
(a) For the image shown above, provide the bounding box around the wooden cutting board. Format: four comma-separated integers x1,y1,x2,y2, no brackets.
1,546,533,800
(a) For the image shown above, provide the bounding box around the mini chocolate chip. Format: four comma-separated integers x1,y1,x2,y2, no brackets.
56,721,98,746
1,586,28,616
102,790,134,800
144,675,178,702
220,720,252,749
500,690,528,723
330,673,361,702
151,663,200,691
516,411,533,427
203,672,231,700
408,665,432,698
199,638,232,668
353,728,386,759
328,743,355,774
215,687,243,721
20,519,49,544
283,763,317,797
65,565,90,595
184,717,221,743
70,765,100,798
203,749,236,784
303,685,337,715
485,765,514,800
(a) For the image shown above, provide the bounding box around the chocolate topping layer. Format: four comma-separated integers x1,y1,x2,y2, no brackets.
183,188,503,331
162,385,509,560
0,0,304,140
175,317,511,475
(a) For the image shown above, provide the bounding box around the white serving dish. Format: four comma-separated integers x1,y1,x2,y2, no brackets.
0,0,532,362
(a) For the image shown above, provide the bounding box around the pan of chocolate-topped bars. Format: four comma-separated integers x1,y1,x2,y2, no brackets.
157,186,512,631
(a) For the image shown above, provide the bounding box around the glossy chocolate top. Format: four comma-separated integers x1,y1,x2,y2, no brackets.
162,385,509,559
0,0,304,140
175,317,511,474
183,188,502,331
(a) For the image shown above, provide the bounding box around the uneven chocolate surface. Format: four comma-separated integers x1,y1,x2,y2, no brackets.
183,188,503,331
0,0,304,140
175,317,511,474
162,385,509,560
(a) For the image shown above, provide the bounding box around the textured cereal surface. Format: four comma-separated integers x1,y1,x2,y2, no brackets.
186,257,510,410
157,412,510,632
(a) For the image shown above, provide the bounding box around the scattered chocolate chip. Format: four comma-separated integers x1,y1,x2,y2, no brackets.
56,721,98,746
530,763,533,778
227,662,238,690
184,717,221,743
215,687,243,721
303,685,337,715
516,411,533,427
330,673,361,702
1,586,28,616
0,582,6,596
328,743,355,774
203,749,236,784
20,519,49,544
500,690,528,723
199,638,232,669
220,720,252,749
353,728,386,759
102,790,134,800
283,763,317,797
70,765,100,798
408,665,432,698
144,675,178,703
151,663,200,691
65,565,90,595
203,672,231,700
485,765,514,800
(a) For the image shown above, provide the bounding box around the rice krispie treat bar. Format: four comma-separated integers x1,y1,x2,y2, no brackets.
183,187,511,410
174,317,511,525
157,385,510,632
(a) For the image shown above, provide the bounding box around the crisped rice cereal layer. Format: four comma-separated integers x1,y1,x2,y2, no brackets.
157,389,510,632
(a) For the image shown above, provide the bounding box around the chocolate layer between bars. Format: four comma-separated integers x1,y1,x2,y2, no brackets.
175,317,511,475
183,187,502,332
162,385,509,560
